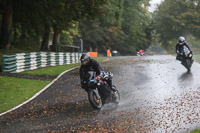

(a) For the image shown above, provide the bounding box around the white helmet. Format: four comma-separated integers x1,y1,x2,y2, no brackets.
179,36,185,44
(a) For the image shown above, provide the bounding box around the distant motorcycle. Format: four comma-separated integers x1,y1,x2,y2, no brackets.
179,46,193,71
137,52,144,56
87,71,120,110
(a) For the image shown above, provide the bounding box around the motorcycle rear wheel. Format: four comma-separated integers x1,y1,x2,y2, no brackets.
88,89,103,110
112,85,120,104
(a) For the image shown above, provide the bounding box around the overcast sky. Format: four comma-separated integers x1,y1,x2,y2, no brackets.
149,0,164,12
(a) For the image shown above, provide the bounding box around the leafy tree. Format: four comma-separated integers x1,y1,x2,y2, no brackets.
49,0,107,51
0,0,12,49
60,22,80,46
0,0,152,55
79,19,105,52
0,0,107,51
79,0,152,55
121,0,152,54
153,0,200,53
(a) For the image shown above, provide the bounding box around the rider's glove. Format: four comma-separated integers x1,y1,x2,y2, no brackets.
99,71,105,78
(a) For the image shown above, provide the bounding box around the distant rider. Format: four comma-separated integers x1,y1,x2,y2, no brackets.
139,49,144,56
79,53,113,92
176,36,193,61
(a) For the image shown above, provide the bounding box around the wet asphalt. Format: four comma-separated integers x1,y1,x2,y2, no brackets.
1,55,200,132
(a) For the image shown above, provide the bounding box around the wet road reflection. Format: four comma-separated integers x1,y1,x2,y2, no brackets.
1,55,200,132
178,71,193,86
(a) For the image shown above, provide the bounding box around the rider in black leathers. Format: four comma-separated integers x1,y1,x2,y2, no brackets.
79,53,112,91
176,36,193,61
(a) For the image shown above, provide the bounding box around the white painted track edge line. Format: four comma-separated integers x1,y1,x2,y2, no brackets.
0,58,109,117
0,67,79,117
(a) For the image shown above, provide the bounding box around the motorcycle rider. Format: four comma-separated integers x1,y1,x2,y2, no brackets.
79,53,113,92
176,36,193,62
139,49,144,56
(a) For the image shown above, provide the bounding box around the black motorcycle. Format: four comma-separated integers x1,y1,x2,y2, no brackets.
180,46,193,71
86,71,120,110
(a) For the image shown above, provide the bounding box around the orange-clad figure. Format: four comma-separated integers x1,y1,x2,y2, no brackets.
107,49,111,57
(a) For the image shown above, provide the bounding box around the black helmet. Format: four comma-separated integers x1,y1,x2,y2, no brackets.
80,53,90,65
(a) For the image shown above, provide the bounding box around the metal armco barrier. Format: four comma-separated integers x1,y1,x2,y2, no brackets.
2,52,82,73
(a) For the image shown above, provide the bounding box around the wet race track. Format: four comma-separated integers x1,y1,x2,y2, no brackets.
1,55,200,132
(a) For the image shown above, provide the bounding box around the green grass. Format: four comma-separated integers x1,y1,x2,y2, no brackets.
0,76,49,113
193,55,200,63
92,57,107,62
21,63,81,75
0,57,107,113
20,57,107,75
190,129,200,133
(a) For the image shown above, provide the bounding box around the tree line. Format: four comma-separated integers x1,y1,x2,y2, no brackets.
0,0,107,52
0,0,152,55
153,0,200,53
79,0,152,55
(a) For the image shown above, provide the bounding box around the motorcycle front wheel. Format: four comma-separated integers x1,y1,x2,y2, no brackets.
88,89,103,110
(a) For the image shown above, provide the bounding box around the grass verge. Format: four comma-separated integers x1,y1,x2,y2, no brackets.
20,57,107,75
190,129,200,133
0,57,107,114
21,63,81,75
0,76,49,113
193,55,200,63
